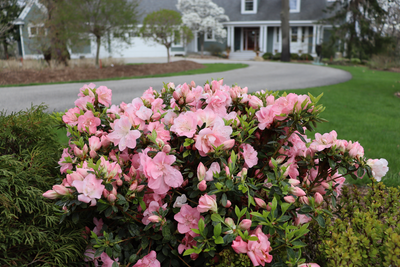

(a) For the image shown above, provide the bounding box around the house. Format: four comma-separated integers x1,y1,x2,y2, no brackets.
14,0,335,60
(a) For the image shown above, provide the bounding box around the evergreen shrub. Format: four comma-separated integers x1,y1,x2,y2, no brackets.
272,53,281,60
262,52,272,60
304,183,400,266
299,54,314,61
290,53,299,60
0,105,88,266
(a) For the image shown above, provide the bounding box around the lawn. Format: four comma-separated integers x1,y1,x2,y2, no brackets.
285,66,400,187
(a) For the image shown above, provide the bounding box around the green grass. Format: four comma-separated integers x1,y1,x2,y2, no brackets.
0,63,248,88
285,66,400,187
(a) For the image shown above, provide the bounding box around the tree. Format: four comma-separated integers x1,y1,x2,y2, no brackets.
61,0,139,67
280,0,290,62
176,0,229,57
140,9,192,63
323,0,388,59
0,0,23,59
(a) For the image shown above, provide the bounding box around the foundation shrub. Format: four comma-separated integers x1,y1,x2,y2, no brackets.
299,54,314,61
304,183,400,267
0,105,88,266
262,52,272,60
290,53,299,60
272,52,281,60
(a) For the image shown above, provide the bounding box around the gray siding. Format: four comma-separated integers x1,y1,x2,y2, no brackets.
22,4,47,55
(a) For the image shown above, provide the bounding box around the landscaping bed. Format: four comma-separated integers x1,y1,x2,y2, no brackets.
0,60,205,86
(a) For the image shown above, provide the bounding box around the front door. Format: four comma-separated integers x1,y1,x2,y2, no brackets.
243,28,259,50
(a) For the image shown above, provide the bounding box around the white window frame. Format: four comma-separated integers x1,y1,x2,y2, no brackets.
291,27,298,42
172,30,183,47
241,0,258,14
28,23,46,37
290,0,301,13
204,28,215,41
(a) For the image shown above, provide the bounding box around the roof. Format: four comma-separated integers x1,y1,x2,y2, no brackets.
15,0,46,24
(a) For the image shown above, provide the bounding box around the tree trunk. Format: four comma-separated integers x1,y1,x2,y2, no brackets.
2,40,8,59
166,45,170,63
200,33,204,58
281,0,290,62
96,36,101,67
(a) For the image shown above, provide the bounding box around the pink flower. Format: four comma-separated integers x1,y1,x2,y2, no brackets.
205,162,220,181
197,194,218,213
96,86,112,107
89,136,102,158
142,201,167,225
205,89,231,116
58,148,73,174
78,83,96,97
62,107,81,126
77,110,101,134
174,204,201,234
255,105,282,130
178,232,199,254
171,111,199,138
240,144,258,168
195,117,232,156
93,218,104,236
294,213,312,225
314,192,324,205
142,152,183,195
232,228,273,266
298,264,320,267
367,158,389,182
100,252,119,267
72,173,105,206
309,130,338,152
146,121,170,143
133,251,160,267
75,96,95,110
108,116,141,151
347,141,364,158
232,236,249,254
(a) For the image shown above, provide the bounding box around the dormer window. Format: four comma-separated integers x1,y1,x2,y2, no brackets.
241,0,257,14
290,0,301,13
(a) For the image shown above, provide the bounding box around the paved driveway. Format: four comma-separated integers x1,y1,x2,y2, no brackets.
0,58,351,113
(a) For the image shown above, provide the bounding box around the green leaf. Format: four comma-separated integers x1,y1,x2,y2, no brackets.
221,193,227,207
104,206,113,217
106,247,113,258
183,150,191,158
214,236,224,244
248,236,259,241
214,223,222,237
129,254,138,263
211,213,224,223
198,218,205,234
72,213,79,224
112,262,119,267
298,205,313,214
270,197,277,212
315,214,326,228
105,183,113,191
139,198,146,211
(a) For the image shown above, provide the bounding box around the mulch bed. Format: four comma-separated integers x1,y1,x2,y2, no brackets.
0,60,205,86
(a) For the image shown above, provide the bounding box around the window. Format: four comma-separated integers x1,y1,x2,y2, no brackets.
291,27,298,42
28,25,46,37
205,28,215,41
290,0,301,13
241,0,257,14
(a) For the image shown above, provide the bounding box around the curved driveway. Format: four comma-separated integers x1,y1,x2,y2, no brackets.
0,58,351,113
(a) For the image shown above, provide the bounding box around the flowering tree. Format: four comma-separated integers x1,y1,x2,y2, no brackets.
140,9,193,63
46,80,388,266
177,0,229,57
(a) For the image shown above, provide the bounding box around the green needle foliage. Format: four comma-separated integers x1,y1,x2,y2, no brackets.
0,105,88,266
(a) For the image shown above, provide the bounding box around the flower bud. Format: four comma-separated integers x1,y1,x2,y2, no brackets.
197,180,207,191
224,217,235,228
290,187,306,197
224,200,232,208
148,215,162,223
299,196,309,205
238,219,252,231
129,180,138,191
82,144,88,155
137,185,145,192
53,184,71,196
255,197,268,209
197,162,206,181
162,144,171,153
314,192,324,206
74,146,83,157
222,139,235,150
284,195,296,203
288,179,300,186
42,189,60,199
173,91,181,101
107,193,117,203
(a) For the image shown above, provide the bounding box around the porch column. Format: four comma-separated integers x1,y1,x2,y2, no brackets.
240,28,244,51
312,25,316,54
259,26,264,52
264,26,268,53
194,31,198,53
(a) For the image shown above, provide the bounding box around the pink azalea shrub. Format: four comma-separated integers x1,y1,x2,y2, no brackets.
45,81,388,266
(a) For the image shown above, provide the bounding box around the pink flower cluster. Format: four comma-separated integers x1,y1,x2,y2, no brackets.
44,80,388,267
